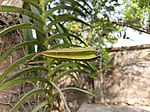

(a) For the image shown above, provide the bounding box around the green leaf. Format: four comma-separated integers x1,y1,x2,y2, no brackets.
70,74,80,85
0,41,37,62
0,77,49,90
30,5,45,52
106,6,115,11
49,33,88,46
0,53,35,82
51,63,78,75
53,87,98,98
0,23,45,37
39,47,100,60
48,15,69,44
114,3,121,6
81,0,92,9
63,0,90,14
6,66,48,82
123,32,126,39
48,14,91,30
21,15,36,53
12,88,49,112
44,0,53,7
32,100,48,112
51,62,91,75
87,62,98,71
23,0,42,13
45,5,86,17
51,62,78,74
62,87,97,98
54,69,88,82
0,6,43,24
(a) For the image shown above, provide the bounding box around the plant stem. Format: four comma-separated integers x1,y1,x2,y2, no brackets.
51,81,71,112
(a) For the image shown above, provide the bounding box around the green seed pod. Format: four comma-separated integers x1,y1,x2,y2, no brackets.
38,47,100,60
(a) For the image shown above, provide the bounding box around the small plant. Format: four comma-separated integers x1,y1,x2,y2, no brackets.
0,0,99,111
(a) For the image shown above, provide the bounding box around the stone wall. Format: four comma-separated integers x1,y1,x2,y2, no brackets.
95,44,150,105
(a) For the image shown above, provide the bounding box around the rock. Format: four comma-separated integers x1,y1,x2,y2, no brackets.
77,104,150,112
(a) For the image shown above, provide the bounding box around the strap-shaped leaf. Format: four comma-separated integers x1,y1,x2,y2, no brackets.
0,77,49,90
38,47,100,60
45,5,86,17
80,0,92,10
0,6,43,24
87,62,98,71
53,87,97,98
0,41,37,62
11,88,49,112
0,18,9,26
48,33,88,46
32,100,48,112
51,62,91,75
21,16,36,53
44,0,53,7
6,66,48,82
63,0,91,14
53,69,88,82
51,62,80,75
62,87,98,98
44,0,90,14
51,62,90,85
0,53,35,82
30,5,46,52
22,0,42,13
0,23,44,37
48,15,69,44
48,14,91,30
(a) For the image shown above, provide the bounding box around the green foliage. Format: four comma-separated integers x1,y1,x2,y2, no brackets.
0,0,149,111
34,47,100,60
0,0,100,111
124,0,150,24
